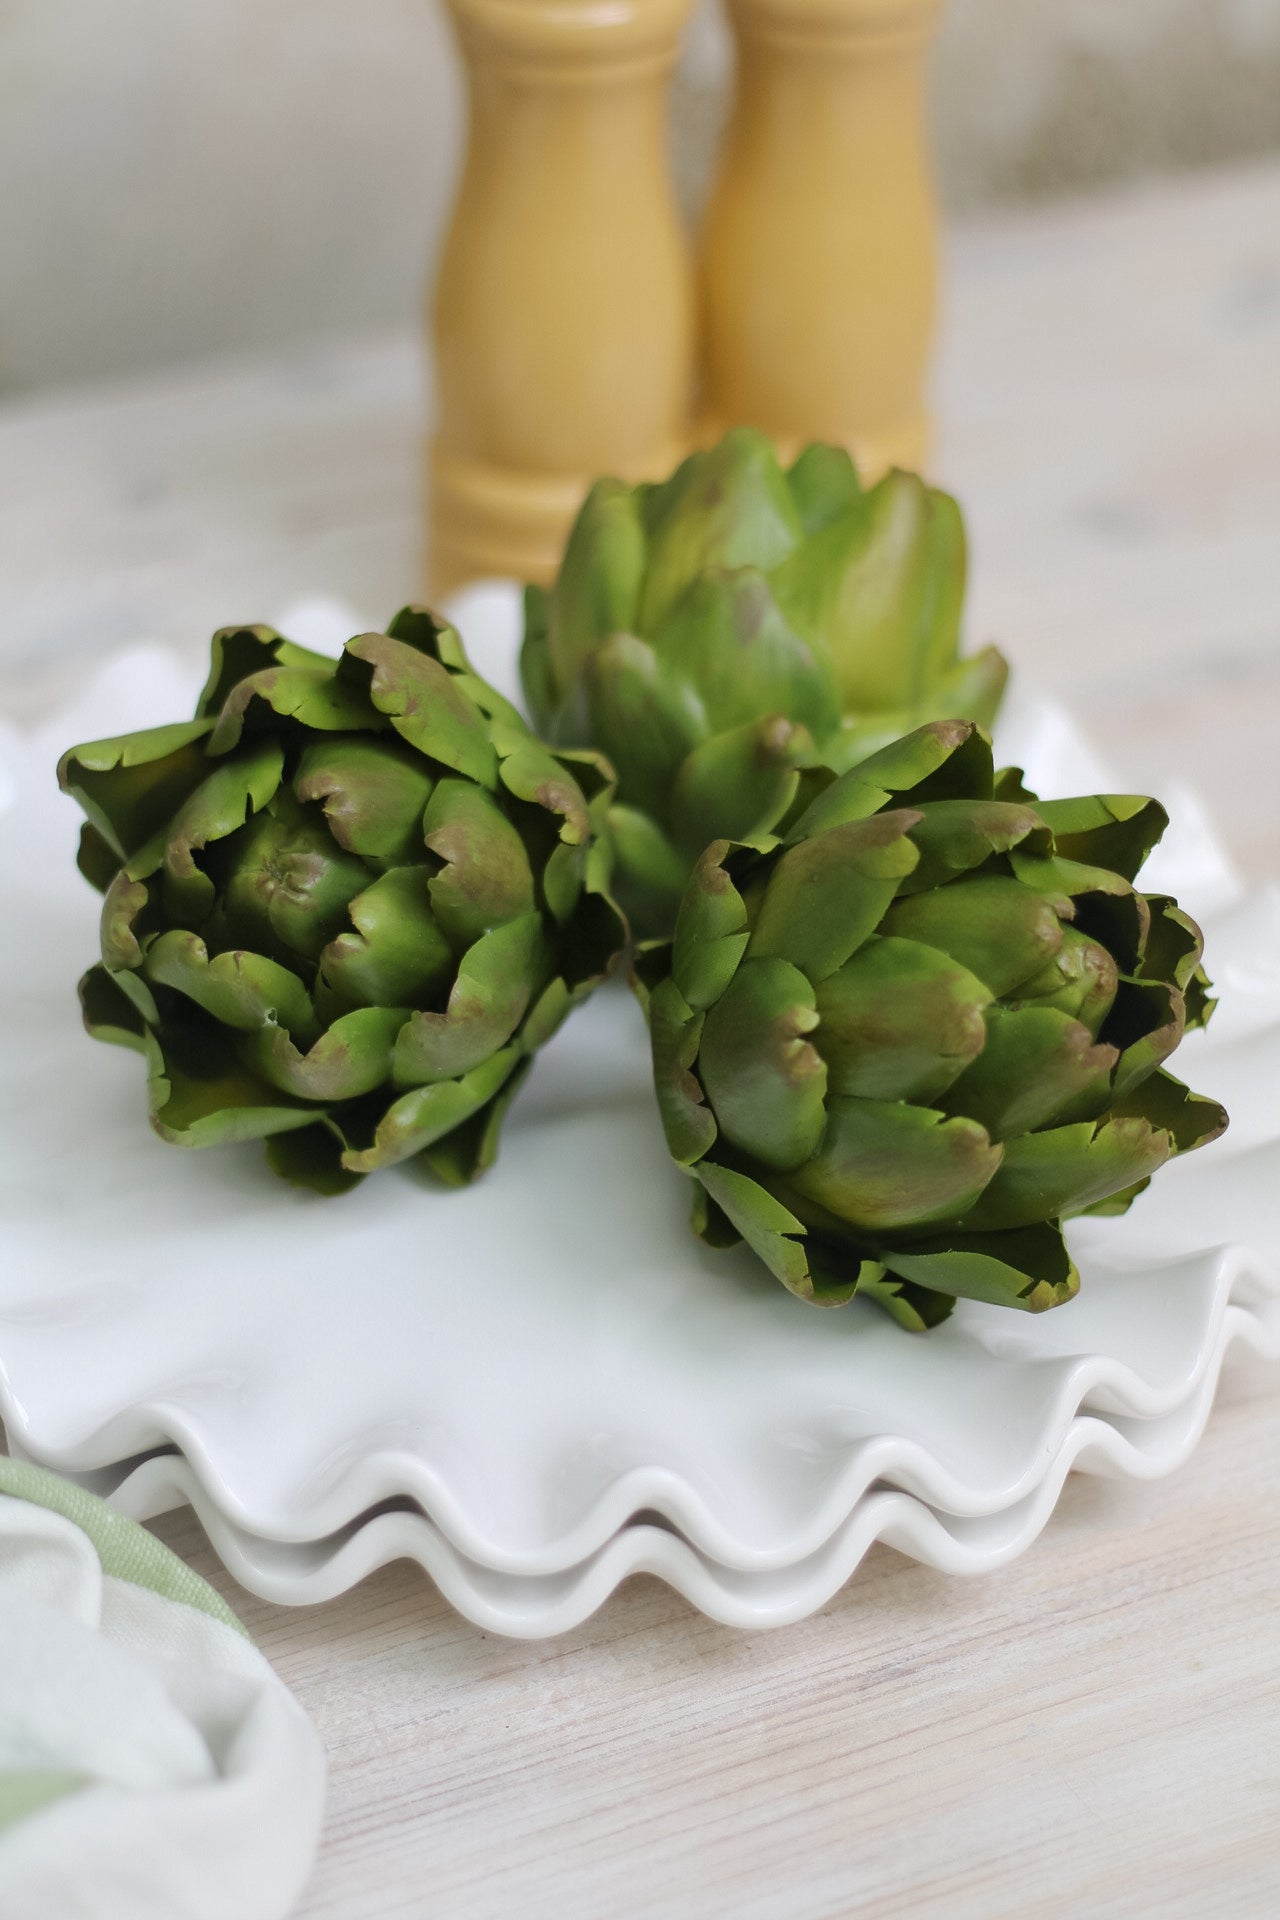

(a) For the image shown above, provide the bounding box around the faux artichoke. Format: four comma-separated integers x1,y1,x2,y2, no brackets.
521,426,1008,935
644,719,1226,1329
59,608,624,1192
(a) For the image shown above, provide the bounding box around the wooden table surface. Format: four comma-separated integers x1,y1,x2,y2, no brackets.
1,162,1278,1919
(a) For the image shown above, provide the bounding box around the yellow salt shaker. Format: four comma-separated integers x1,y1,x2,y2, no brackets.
700,0,943,478
430,0,697,595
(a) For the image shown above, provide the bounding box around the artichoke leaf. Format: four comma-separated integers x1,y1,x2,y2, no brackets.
1035,794,1167,882
541,839,587,929
128,739,285,926
342,1044,522,1173
669,713,810,859
545,478,647,701
672,842,750,1011
811,934,991,1102
79,964,151,1053
519,975,573,1056
420,1057,534,1188
798,1247,877,1308
392,912,550,1087
519,583,558,733
264,1121,363,1196
649,976,718,1166
1070,887,1151,978
849,1264,957,1330
942,1005,1118,1140
911,643,1009,737
955,1117,1175,1233
382,605,525,727
423,778,536,948
208,665,378,752
495,734,600,920
785,442,862,536
1010,849,1133,918
789,719,989,841
907,485,969,693
318,866,453,1012
436,676,528,744
607,804,689,937
342,632,498,789
992,766,1036,804
1182,967,1216,1033
773,470,954,712
1010,924,1119,1037
100,870,154,971
103,964,161,1031
582,630,706,820
785,1096,1003,1233
76,822,123,894
648,566,841,745
1077,1175,1152,1220
693,1160,813,1297
197,625,336,719
879,1223,1080,1313
882,872,1064,998
58,719,214,865
1139,895,1206,992
1104,977,1185,1101
748,810,921,982
1109,1067,1228,1156
691,1180,743,1250
243,1004,407,1101
294,735,435,867
384,603,459,661
383,605,529,726
638,427,804,635
144,929,318,1043
495,735,591,846
697,957,827,1172
898,798,1052,895
143,1024,318,1147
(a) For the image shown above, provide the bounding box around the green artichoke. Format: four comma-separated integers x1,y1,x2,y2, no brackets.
520,426,1008,936
643,718,1226,1330
59,608,624,1193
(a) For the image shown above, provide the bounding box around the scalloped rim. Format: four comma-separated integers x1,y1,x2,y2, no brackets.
3,1236,1275,1576
13,1261,1273,1638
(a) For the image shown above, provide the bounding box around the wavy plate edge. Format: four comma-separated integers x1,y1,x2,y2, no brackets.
8,1259,1275,1636
45,1292,1280,1638
3,1242,1275,1574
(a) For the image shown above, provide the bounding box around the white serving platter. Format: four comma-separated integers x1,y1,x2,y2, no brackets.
0,595,1274,1633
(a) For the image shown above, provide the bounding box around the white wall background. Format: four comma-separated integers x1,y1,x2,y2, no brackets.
2,0,1278,395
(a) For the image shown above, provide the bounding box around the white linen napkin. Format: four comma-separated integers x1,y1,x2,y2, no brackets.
0,1459,324,1920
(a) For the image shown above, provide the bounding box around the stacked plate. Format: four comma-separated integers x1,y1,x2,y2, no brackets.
1,594,1276,1637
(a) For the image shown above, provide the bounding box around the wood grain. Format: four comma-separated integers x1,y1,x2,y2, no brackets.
152,1356,1280,1920
2,160,1278,1918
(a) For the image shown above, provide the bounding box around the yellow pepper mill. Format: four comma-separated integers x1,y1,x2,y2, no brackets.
700,0,943,477
429,0,697,595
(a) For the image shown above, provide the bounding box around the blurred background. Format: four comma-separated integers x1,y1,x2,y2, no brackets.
3,0,1280,395
2,0,1277,874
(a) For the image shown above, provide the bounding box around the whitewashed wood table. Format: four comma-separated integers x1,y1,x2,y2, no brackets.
2,162,1278,1919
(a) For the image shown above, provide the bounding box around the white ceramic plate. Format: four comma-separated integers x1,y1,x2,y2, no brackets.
13,1258,1273,1636
1,598,1276,1626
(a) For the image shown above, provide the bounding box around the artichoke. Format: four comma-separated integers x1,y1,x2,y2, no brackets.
59,608,624,1193
643,719,1226,1330
521,426,1008,935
